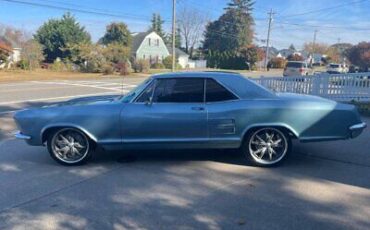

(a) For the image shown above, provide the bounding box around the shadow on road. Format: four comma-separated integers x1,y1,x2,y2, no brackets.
0,135,370,229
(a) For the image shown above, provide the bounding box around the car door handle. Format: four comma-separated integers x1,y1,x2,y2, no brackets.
191,107,205,111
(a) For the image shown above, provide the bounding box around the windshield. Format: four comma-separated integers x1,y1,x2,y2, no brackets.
330,64,340,68
286,62,304,68
120,78,152,103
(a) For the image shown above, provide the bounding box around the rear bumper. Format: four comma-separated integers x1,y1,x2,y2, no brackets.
14,131,31,140
349,122,367,138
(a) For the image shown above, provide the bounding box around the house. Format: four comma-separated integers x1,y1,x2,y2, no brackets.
131,31,169,64
166,45,189,68
131,31,197,68
0,36,21,69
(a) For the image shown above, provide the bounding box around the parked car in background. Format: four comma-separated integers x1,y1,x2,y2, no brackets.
327,63,348,74
349,65,360,73
14,72,366,167
283,61,310,77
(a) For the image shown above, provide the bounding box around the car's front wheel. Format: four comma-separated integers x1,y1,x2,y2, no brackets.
47,128,93,166
242,127,291,167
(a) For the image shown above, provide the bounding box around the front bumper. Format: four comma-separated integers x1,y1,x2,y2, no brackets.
14,131,31,140
349,122,367,138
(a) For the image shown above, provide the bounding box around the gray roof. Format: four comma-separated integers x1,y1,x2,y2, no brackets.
131,31,152,53
166,46,189,57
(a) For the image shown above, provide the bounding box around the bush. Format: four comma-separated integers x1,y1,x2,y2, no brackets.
102,64,114,75
162,56,173,69
133,59,150,73
80,54,107,73
115,61,131,75
151,62,165,69
269,57,286,69
50,59,66,71
176,63,182,70
17,60,30,70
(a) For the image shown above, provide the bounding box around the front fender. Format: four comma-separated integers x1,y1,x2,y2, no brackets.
41,123,98,144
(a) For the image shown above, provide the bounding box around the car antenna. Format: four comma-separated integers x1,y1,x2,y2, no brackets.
121,74,125,96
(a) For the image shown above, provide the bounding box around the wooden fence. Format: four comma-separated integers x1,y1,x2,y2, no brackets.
253,72,370,102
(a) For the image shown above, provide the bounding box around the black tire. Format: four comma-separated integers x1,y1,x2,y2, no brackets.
47,128,93,166
241,127,291,167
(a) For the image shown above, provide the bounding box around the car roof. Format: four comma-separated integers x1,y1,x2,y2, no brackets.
151,71,276,99
152,71,241,79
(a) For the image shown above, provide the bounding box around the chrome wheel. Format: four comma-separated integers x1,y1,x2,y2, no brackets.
51,128,90,164
248,128,288,165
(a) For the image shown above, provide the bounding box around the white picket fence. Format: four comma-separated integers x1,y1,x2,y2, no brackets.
253,72,370,102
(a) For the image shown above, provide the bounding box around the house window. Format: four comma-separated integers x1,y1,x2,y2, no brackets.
148,38,151,46
156,39,159,46
143,54,146,59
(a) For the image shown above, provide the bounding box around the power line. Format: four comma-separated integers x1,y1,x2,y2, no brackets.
279,0,369,18
0,0,154,21
274,20,370,31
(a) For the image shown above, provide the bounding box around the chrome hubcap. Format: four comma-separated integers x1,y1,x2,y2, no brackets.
52,129,89,163
249,128,288,165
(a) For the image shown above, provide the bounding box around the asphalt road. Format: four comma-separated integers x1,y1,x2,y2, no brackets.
0,78,369,230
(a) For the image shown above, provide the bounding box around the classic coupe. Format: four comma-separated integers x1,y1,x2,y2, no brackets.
14,72,366,166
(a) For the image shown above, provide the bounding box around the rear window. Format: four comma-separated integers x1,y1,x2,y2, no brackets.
286,62,304,68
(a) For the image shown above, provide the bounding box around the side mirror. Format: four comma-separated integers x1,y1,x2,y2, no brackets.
145,97,153,106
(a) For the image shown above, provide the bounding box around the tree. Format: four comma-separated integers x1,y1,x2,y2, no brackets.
288,44,296,51
102,43,130,64
303,42,328,54
150,13,166,39
345,42,370,70
34,13,91,62
100,22,132,46
20,39,44,70
203,0,254,52
325,46,341,63
269,57,286,69
166,27,182,48
178,6,208,58
287,53,304,61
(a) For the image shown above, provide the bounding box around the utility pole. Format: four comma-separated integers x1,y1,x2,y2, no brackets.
171,0,176,72
312,29,318,53
264,9,274,71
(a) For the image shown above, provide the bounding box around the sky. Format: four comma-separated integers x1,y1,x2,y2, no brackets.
0,0,370,50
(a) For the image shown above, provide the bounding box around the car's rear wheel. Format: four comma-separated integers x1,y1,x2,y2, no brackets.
242,127,291,167
47,128,92,166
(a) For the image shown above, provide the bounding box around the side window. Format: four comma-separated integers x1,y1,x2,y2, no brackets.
136,81,155,103
153,78,204,103
206,79,237,102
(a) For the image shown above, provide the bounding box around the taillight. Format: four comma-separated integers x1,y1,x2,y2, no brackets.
299,68,304,73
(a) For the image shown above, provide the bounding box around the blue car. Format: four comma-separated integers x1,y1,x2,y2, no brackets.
14,72,366,166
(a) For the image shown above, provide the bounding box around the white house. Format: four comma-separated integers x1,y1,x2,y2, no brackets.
131,31,203,69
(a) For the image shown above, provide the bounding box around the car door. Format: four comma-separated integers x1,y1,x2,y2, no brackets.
120,77,208,144
204,78,241,148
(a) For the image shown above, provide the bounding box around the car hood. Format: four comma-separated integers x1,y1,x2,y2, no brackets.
43,94,122,107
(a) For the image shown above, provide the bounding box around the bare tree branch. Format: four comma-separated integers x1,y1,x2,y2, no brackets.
177,5,208,58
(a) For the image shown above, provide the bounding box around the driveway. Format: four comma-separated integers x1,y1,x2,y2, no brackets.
0,79,369,229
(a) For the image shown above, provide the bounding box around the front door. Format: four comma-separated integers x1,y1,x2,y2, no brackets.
120,78,207,145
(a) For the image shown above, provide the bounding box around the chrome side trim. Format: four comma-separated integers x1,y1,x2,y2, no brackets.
14,131,31,140
349,122,367,131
